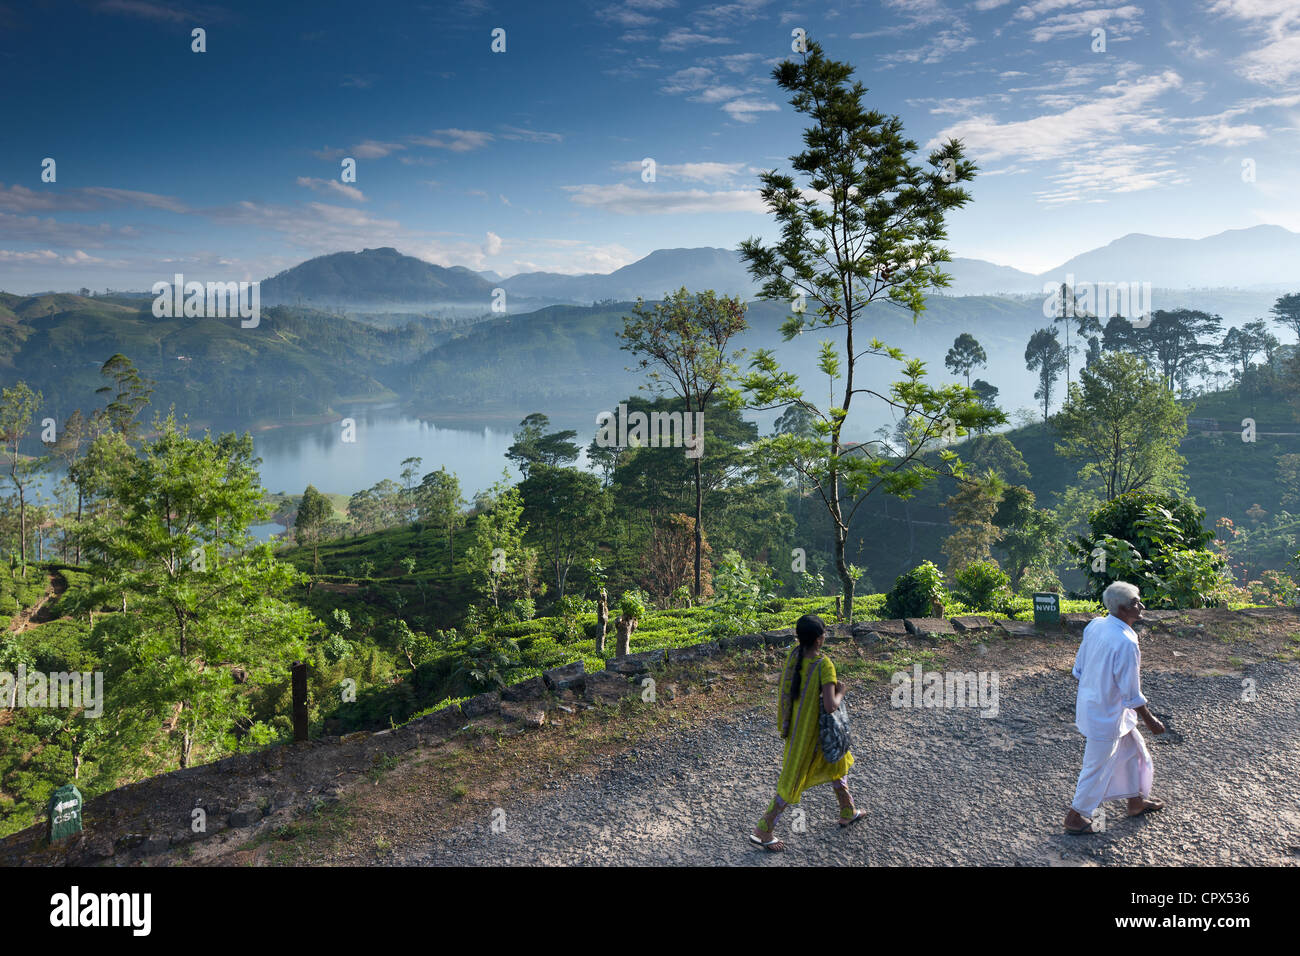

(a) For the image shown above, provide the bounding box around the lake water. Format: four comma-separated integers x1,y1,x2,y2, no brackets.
24,404,599,542
251,403,560,499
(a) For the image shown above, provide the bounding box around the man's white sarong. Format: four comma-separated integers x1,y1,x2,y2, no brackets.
1071,727,1153,817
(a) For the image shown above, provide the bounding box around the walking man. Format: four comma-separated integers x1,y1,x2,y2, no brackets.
1064,581,1166,834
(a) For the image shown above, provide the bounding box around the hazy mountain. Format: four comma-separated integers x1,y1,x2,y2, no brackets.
499,246,757,302
940,258,1042,296
255,227,1300,316
260,247,500,311
1037,225,1300,290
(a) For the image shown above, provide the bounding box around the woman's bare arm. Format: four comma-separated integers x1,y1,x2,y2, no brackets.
823,680,845,714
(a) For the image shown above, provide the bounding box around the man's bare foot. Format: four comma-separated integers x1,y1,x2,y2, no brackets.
1064,808,1094,833
1127,796,1165,817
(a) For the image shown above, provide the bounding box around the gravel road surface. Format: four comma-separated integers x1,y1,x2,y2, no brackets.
398,661,1300,866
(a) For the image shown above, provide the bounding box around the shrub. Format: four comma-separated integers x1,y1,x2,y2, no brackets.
508,596,535,622
884,560,948,619
703,550,779,637
554,595,589,641
1073,492,1231,607
1017,565,1063,597
619,590,647,621
952,560,1014,614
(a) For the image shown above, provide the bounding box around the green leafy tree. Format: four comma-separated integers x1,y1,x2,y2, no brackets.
736,37,994,620
940,470,1006,578
1024,328,1066,421
1072,492,1230,608
1054,351,1188,502
970,379,1000,415
417,467,466,571
465,478,537,608
1269,292,1300,342
619,287,748,601
76,413,315,769
294,484,332,574
94,353,155,439
398,456,423,523
519,463,609,599
506,413,579,478
1220,320,1277,382
992,485,1064,590
1118,310,1223,393
0,382,43,574
945,333,987,387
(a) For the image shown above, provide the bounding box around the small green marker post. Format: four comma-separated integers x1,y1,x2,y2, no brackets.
1032,592,1061,627
48,784,83,844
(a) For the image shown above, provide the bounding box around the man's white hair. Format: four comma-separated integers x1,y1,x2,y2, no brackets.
1103,580,1140,614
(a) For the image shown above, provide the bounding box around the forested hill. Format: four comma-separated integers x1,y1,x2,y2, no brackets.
0,288,1288,439
0,294,436,428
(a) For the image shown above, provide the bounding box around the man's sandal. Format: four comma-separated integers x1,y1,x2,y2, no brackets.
1127,799,1165,817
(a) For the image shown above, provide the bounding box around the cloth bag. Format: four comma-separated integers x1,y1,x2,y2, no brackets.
815,659,852,763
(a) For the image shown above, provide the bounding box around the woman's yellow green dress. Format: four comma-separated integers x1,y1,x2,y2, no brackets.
776,648,854,804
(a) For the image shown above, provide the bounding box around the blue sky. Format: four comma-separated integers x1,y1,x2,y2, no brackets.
2,0,1298,293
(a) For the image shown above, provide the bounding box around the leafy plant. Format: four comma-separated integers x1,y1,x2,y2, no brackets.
703,550,779,637
1074,493,1230,607
884,560,948,619
619,590,647,622
951,560,1014,614
450,634,522,693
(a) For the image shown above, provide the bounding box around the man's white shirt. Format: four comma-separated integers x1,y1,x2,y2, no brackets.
1073,614,1147,740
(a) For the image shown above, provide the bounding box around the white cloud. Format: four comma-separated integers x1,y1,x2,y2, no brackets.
0,183,188,214
409,129,494,151
1027,5,1143,42
499,125,564,143
484,231,503,255
351,140,406,159
562,183,765,214
0,248,106,265
615,160,750,183
721,98,780,121
295,177,367,201
0,211,124,246
660,27,735,49
880,27,977,64
934,70,1182,162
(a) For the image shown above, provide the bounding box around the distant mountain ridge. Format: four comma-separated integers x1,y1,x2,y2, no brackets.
255,226,1300,312
259,247,497,310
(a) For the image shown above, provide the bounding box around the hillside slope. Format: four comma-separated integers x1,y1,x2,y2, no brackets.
4,608,1296,867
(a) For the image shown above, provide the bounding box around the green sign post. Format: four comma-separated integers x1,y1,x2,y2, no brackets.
48,784,83,843
1033,592,1061,626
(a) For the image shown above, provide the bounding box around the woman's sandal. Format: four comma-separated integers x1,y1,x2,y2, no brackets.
749,832,786,852
838,809,867,829
750,819,786,851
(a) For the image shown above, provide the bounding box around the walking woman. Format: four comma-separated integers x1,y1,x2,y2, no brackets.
751,613,866,851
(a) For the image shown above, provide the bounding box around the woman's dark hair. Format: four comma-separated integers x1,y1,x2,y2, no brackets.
787,614,826,727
